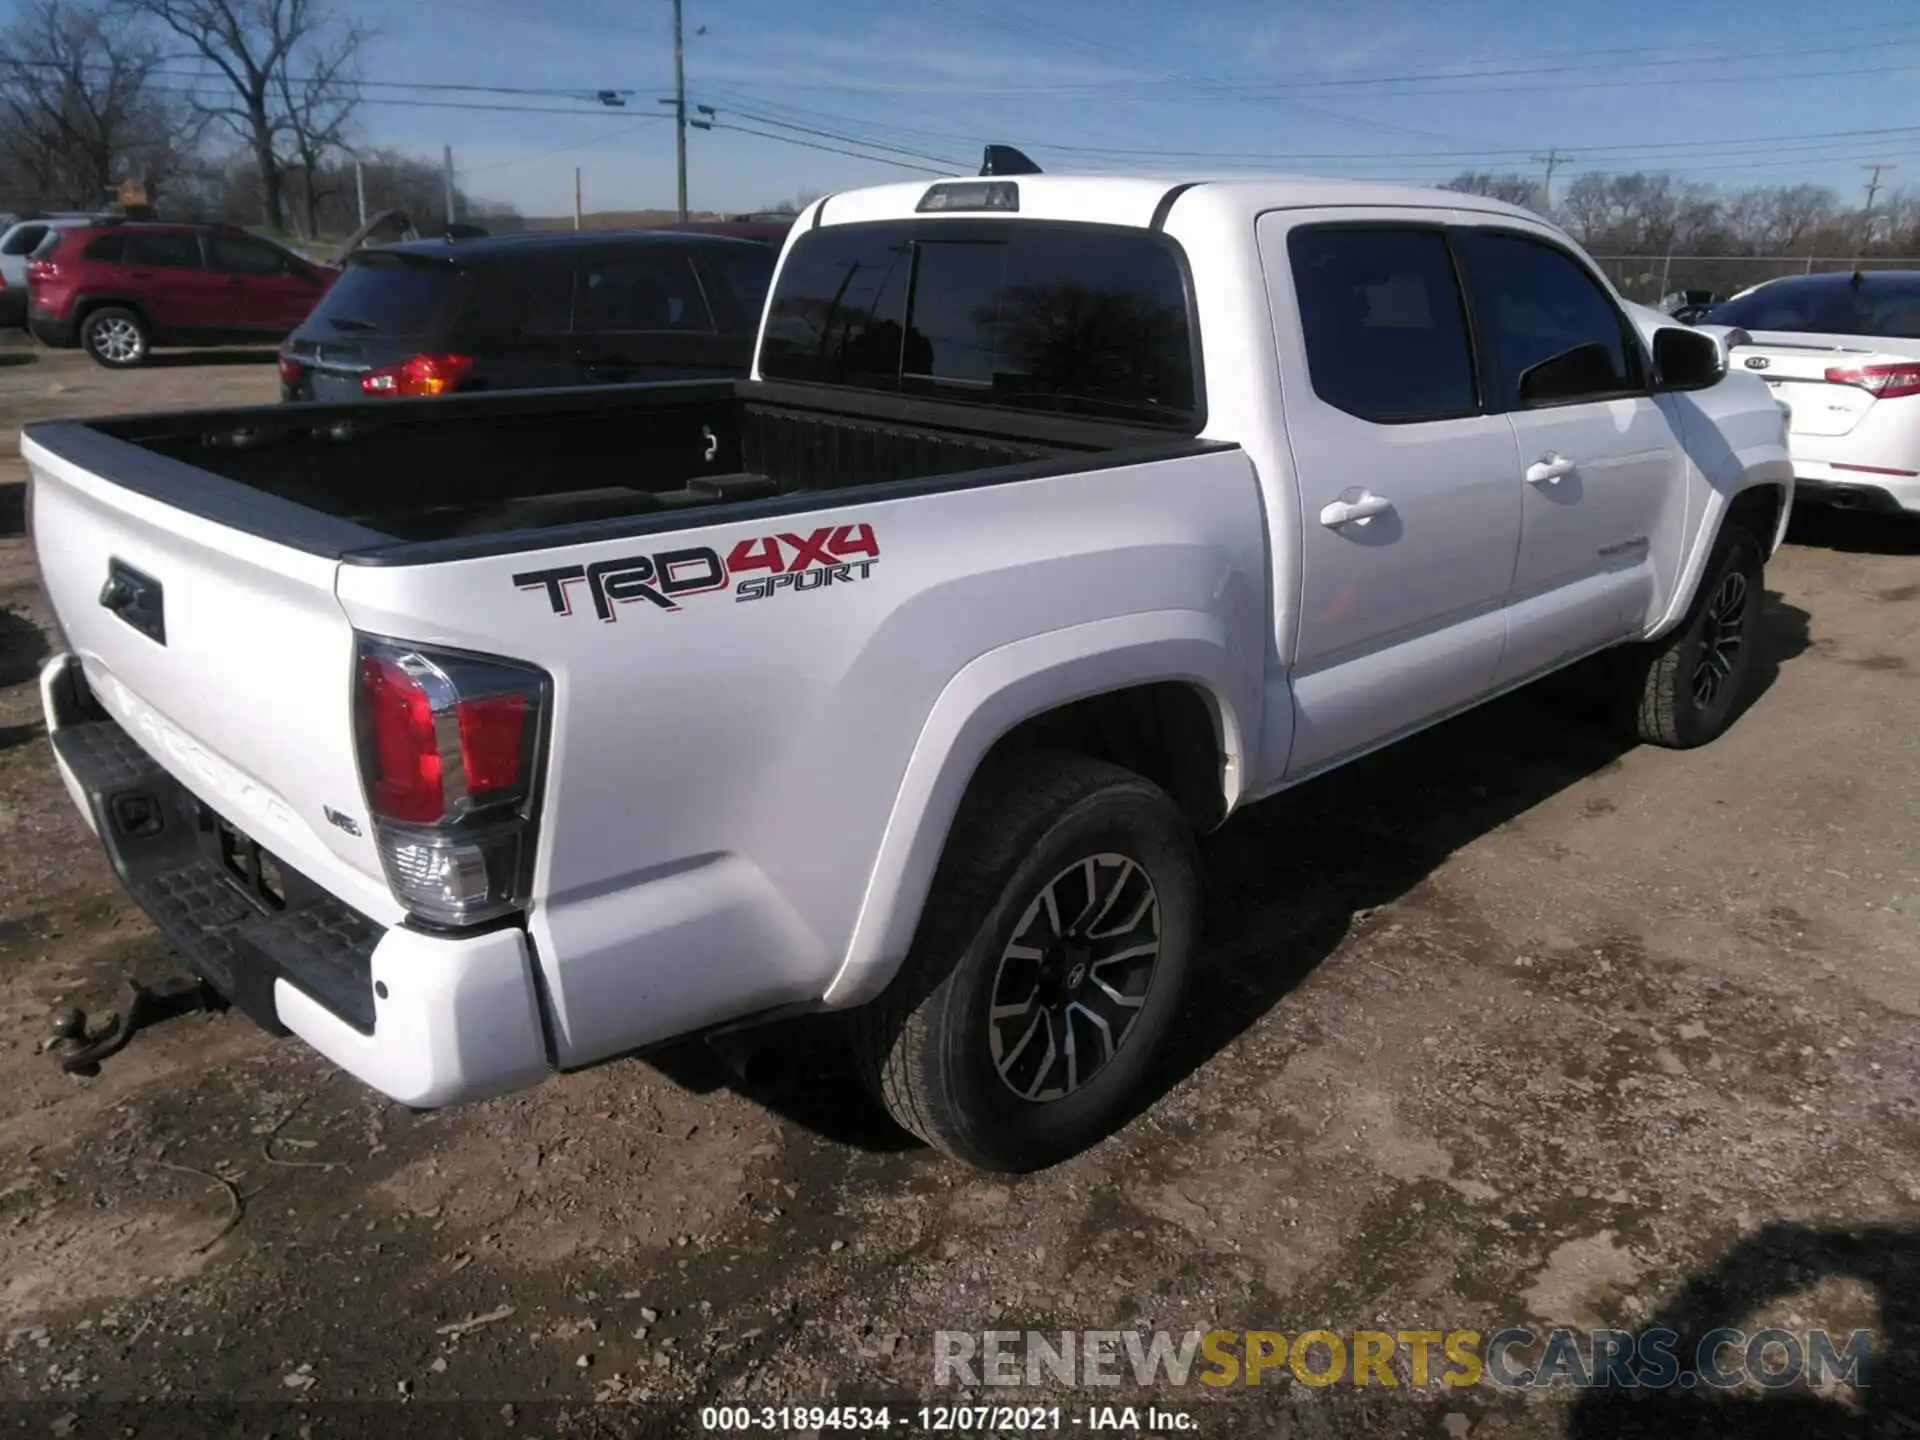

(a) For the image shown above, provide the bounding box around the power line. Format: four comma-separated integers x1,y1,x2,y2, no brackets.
706,120,950,174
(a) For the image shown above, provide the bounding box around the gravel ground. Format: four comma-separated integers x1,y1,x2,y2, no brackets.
0,354,1916,1438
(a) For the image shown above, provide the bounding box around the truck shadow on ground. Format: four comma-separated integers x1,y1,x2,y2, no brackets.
1564,1222,1918,1439
145,347,279,369
649,594,1814,1158
1787,507,1920,557
0,607,49,685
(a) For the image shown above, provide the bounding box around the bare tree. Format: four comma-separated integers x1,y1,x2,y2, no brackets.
118,0,362,233
0,0,190,209
272,14,358,237
1440,171,1542,211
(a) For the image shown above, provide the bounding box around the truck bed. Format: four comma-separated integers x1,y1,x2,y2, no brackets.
26,379,1218,563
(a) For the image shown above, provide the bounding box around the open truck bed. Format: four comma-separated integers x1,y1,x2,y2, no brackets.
28,379,1217,562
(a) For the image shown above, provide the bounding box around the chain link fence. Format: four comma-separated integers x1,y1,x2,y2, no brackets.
1591,254,1918,305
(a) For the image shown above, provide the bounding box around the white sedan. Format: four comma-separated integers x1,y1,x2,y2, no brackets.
1704,270,1920,516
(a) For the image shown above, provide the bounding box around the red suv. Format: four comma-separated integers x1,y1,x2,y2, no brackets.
27,221,338,368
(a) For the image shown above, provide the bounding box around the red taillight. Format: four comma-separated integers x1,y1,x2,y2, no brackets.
361,352,474,398
277,349,301,385
354,640,548,927
457,693,530,795
25,260,51,284
359,654,445,822
1825,362,1920,401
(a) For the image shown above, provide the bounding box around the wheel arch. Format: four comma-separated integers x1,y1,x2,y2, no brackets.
822,609,1253,1009
73,295,153,338
1649,470,1791,641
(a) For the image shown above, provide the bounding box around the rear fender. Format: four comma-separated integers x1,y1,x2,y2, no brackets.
823,609,1252,1008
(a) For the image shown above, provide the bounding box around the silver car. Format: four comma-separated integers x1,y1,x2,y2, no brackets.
0,216,98,326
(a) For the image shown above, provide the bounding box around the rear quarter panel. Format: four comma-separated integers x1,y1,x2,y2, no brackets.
335,450,1268,1065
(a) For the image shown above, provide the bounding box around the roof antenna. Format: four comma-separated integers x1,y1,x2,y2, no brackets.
981,144,1042,177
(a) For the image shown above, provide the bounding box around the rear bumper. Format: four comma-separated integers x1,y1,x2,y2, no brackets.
1791,463,1920,516
41,654,550,1107
28,308,76,348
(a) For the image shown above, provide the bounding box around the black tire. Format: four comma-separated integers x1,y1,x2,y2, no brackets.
851,750,1199,1172
81,306,148,369
1618,523,1765,748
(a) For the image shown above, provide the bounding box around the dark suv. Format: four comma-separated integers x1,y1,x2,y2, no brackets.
27,221,336,367
277,229,778,402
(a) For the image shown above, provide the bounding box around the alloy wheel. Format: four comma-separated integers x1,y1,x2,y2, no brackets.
987,852,1161,1103
1692,569,1750,710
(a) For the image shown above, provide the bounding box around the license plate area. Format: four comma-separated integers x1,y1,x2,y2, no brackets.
200,806,286,914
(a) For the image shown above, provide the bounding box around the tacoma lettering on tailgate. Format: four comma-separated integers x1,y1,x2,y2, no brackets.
513,523,880,621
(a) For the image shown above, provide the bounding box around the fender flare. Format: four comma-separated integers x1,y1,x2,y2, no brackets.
1648,463,1793,640
821,609,1254,1008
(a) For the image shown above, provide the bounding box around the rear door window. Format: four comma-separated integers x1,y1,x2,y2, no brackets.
575,251,714,334
208,234,293,276
759,220,1198,427
1287,225,1479,423
693,245,777,333
83,234,125,263
123,233,202,269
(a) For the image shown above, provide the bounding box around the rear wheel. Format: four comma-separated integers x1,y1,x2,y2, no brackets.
852,751,1199,1172
1618,523,1765,748
81,307,148,368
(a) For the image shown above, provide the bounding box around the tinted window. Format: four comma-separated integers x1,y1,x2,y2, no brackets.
1464,232,1641,406
1708,278,1920,339
575,252,713,333
1868,289,1920,339
31,230,66,260
123,233,201,269
759,226,914,391
309,260,462,337
83,234,125,263
208,234,291,275
760,221,1197,426
695,245,777,332
1288,227,1478,423
2,224,48,256
465,261,574,340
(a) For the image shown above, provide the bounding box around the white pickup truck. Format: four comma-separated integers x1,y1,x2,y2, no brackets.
25,172,1792,1171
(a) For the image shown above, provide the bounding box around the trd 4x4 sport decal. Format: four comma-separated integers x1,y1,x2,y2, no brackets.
513,523,880,621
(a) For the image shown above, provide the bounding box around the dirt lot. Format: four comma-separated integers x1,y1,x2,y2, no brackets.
0,350,1917,1438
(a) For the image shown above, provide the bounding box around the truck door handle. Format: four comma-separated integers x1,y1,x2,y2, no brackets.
1319,492,1394,528
1526,453,1576,485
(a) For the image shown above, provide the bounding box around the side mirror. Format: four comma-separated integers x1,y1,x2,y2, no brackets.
1652,326,1726,392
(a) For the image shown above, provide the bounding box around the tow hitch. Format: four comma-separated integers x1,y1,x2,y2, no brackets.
48,975,223,1077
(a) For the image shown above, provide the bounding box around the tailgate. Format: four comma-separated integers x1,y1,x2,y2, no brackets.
1729,331,1917,438
24,431,400,923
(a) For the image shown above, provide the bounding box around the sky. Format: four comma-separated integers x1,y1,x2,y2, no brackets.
323,0,1920,218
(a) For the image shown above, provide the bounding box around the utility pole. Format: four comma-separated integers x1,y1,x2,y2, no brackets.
442,144,456,227
354,159,366,226
672,0,689,223
1861,162,1894,246
574,167,583,230
1531,149,1565,213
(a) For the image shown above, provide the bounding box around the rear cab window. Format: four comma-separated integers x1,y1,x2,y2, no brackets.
759,220,1200,428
